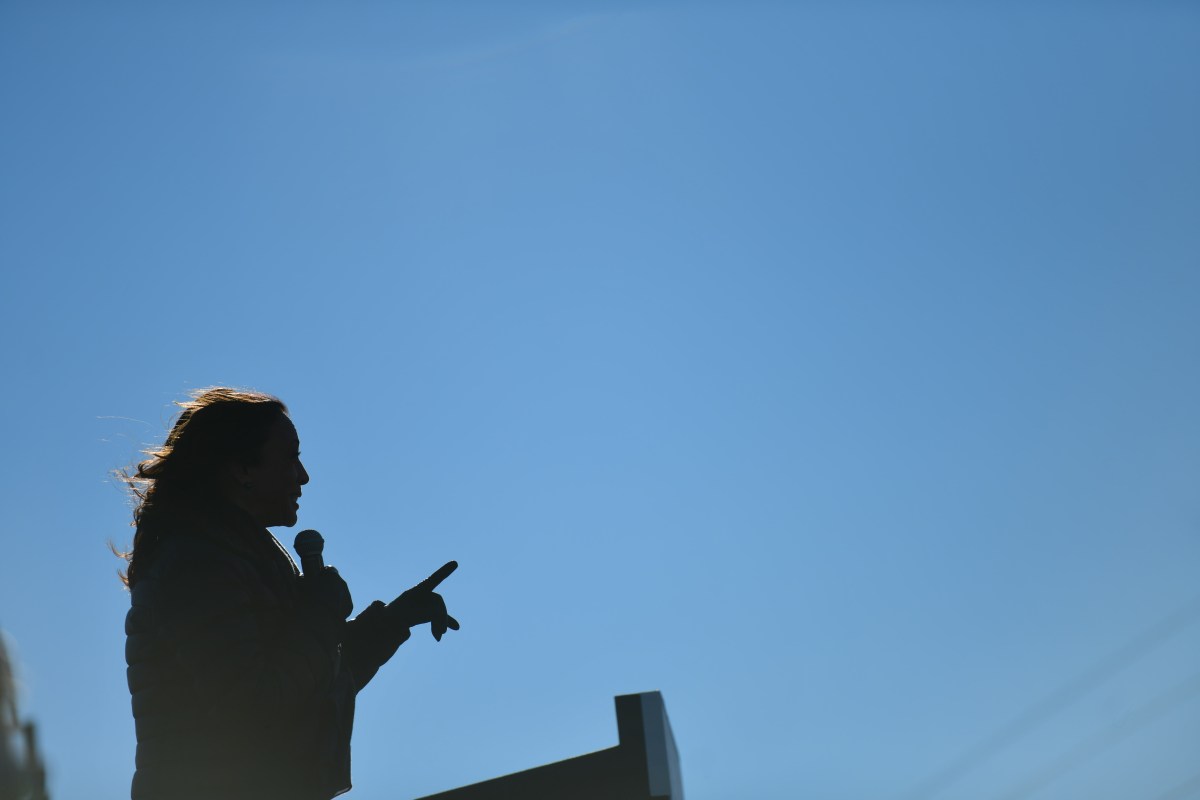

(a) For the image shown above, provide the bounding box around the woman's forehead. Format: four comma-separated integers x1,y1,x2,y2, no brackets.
271,415,299,444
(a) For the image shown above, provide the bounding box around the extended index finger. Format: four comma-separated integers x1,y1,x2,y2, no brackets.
416,560,458,592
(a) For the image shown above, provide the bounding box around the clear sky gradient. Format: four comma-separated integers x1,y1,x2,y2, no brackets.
1,3,1198,799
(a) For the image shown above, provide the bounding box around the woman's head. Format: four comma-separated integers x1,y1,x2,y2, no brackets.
118,387,307,586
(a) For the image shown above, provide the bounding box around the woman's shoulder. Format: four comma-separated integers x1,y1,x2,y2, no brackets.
132,536,293,636
132,520,259,597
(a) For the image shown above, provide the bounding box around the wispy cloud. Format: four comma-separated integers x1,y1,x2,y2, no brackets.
410,14,611,72
258,13,625,85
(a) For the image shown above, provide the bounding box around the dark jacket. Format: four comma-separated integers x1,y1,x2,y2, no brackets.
125,504,407,800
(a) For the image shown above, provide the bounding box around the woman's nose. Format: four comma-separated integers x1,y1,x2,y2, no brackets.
298,461,310,485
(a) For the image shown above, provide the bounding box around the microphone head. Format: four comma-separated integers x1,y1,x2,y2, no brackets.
294,529,325,558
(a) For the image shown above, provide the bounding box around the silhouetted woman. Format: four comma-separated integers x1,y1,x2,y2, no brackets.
119,388,457,800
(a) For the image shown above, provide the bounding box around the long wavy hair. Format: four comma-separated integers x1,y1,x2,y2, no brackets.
115,387,288,588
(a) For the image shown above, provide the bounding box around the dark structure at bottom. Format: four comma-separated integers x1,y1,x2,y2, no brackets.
416,691,684,800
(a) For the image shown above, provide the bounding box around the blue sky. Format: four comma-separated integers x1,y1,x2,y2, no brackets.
1,2,1198,799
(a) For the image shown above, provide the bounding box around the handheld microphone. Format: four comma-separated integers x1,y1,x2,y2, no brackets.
293,529,325,577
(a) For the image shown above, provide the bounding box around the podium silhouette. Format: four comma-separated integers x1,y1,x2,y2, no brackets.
416,691,684,800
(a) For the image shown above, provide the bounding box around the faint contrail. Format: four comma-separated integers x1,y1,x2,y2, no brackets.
899,594,1200,800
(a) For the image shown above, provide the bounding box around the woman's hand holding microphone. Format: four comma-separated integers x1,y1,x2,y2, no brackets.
295,529,355,622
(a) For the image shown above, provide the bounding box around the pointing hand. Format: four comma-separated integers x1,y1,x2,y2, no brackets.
388,561,460,641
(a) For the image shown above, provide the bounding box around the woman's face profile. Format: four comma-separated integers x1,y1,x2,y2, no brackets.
235,415,309,528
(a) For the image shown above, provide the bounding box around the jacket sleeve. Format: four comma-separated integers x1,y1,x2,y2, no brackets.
342,601,410,692
155,545,340,725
